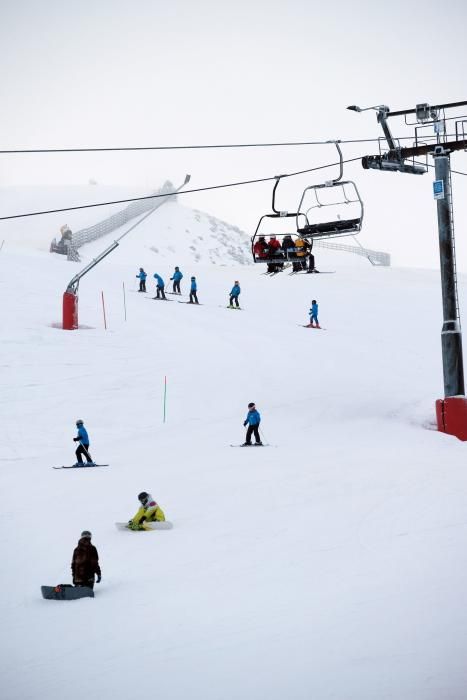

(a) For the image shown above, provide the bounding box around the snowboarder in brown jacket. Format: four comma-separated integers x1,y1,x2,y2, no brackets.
71,530,102,589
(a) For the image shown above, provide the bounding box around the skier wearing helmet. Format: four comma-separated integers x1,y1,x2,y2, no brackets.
229,281,241,308
73,419,94,466
128,492,166,530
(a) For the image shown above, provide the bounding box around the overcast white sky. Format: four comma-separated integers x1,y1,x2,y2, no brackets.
1,0,467,269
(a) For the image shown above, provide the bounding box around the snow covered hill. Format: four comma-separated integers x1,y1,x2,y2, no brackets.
0,185,252,265
1,195,467,700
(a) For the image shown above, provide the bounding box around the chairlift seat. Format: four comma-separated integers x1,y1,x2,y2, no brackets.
298,217,361,237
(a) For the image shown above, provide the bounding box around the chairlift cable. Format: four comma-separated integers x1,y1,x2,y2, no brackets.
0,135,459,155
0,157,364,222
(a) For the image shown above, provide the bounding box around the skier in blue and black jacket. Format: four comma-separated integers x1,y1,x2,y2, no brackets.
229,281,241,308
136,268,147,292
73,419,94,465
309,299,319,328
170,267,183,294
242,402,262,446
153,273,166,300
189,276,199,304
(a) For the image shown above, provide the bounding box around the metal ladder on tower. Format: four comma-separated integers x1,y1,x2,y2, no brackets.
448,163,462,329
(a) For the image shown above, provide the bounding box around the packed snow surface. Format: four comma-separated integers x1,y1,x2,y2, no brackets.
1,195,467,700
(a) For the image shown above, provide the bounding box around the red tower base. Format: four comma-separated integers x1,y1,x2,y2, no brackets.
63,291,78,330
436,396,467,441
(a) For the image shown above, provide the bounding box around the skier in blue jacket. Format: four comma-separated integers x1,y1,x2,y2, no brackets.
308,299,320,328
242,402,262,446
189,276,199,304
136,268,147,292
73,419,94,465
229,281,241,308
170,267,183,294
153,273,166,300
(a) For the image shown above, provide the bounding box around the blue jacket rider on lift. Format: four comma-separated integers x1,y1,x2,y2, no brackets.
242,402,262,446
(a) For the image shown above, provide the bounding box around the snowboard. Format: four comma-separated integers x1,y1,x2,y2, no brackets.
115,521,173,531
300,325,326,330
53,464,109,469
41,584,94,600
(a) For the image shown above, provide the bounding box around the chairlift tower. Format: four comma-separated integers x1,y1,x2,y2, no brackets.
349,100,467,440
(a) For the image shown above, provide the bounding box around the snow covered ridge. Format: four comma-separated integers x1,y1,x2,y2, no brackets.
80,200,253,267
148,207,252,265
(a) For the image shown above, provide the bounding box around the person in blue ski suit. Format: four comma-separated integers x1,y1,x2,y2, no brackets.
309,300,319,328
73,419,94,465
170,267,183,294
189,276,199,304
153,273,166,300
229,281,241,308
243,402,262,446
136,268,147,292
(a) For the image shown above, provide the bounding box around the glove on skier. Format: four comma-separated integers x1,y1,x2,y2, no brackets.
130,521,142,531
73,437,79,441
243,421,247,427
96,574,101,583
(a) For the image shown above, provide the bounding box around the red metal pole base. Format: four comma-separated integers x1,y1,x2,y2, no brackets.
62,291,78,330
436,397,467,441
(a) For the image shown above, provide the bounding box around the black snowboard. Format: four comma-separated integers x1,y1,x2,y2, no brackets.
41,584,94,600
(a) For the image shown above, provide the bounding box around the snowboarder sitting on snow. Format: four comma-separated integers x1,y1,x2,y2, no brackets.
136,268,147,292
170,266,183,294
229,281,241,308
153,273,166,300
243,402,262,446
189,276,199,304
308,300,320,328
128,492,166,530
73,419,94,466
71,530,101,589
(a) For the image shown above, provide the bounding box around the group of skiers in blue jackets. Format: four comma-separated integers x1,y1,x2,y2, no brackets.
136,267,241,307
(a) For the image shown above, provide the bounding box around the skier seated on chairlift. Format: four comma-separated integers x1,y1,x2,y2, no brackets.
281,234,296,261
267,235,284,273
128,492,166,530
293,235,310,272
253,236,269,261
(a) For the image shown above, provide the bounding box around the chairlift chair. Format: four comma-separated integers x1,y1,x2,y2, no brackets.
251,176,298,267
295,142,364,239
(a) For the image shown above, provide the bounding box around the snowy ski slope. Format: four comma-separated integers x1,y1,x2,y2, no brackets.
1,197,467,700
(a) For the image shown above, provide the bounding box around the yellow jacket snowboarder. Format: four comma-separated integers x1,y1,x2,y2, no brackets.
128,492,165,530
